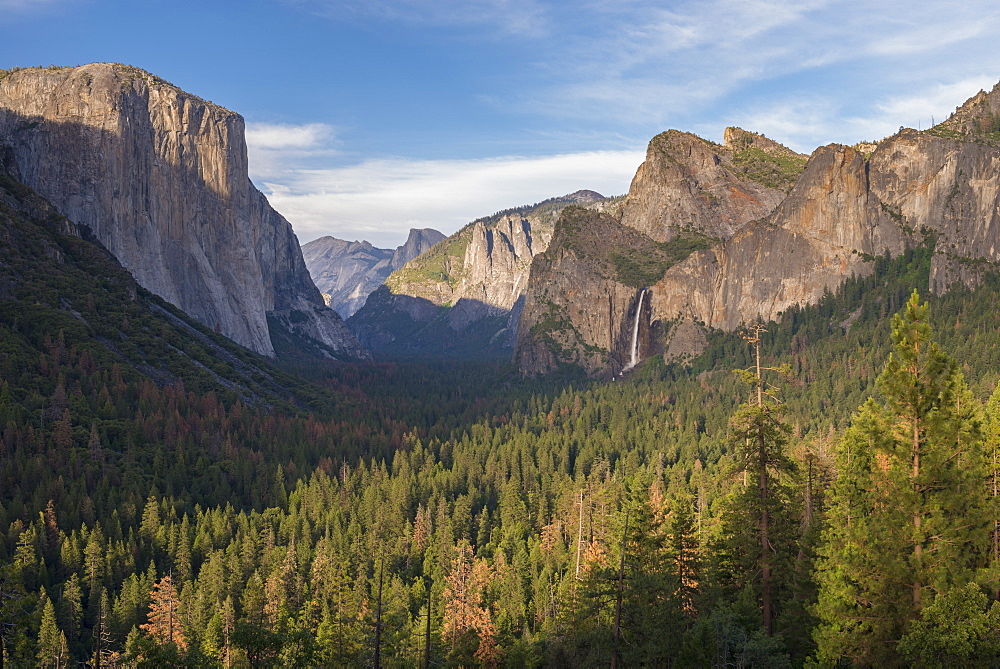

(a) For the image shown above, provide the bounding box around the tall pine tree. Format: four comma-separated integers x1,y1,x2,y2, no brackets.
718,323,795,636
813,291,989,665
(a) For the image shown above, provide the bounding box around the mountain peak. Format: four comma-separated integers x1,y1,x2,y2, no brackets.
0,63,232,114
933,79,1000,136
561,189,605,203
723,126,806,158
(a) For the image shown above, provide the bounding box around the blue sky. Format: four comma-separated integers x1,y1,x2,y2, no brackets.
3,0,1000,247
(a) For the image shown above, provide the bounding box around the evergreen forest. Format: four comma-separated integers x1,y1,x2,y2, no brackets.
5,167,1000,666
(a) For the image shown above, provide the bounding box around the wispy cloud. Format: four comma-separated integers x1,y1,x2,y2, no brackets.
246,122,334,150
516,0,1000,147
278,0,1000,151
873,77,999,129
528,0,834,121
253,149,644,247
245,121,340,179
714,76,1000,154
254,1,1000,246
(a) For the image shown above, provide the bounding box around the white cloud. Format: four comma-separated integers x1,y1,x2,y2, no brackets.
874,77,998,126
515,0,1000,144
724,75,1000,155
249,1,1000,250
529,0,836,121
254,150,645,248
245,122,333,150
245,121,339,180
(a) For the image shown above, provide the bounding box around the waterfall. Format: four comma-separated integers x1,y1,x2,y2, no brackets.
624,289,645,371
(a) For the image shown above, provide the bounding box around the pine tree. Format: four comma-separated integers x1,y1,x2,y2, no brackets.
813,291,989,665
666,495,700,621
139,574,186,651
719,323,794,635
36,595,67,668
983,384,1000,596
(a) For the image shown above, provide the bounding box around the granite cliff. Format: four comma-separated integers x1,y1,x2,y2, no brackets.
348,191,607,357
0,63,366,359
514,206,696,375
0,146,331,408
649,143,908,333
302,228,445,318
517,84,1000,377
515,130,802,376
619,127,805,242
650,111,1000,334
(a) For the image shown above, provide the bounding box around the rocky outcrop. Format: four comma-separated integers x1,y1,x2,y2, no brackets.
650,144,908,331
514,207,662,376
650,117,1000,335
349,191,604,356
302,228,444,318
0,63,366,359
518,83,1000,376
514,128,799,376
868,129,1000,291
619,128,806,242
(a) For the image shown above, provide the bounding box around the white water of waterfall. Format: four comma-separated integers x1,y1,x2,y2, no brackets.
624,289,645,371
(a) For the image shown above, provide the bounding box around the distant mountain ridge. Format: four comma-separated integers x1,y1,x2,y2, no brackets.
346,190,608,357
0,63,366,360
302,228,445,318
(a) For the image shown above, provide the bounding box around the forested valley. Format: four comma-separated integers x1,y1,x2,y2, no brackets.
6,201,1000,667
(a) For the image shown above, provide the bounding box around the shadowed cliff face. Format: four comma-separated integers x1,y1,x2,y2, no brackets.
513,128,801,377
0,63,366,359
514,207,676,377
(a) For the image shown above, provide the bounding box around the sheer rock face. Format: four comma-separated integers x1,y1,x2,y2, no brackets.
518,83,1000,376
868,129,1000,291
348,213,545,354
650,145,907,331
458,215,543,314
619,128,801,242
514,129,802,376
0,63,365,358
514,208,655,377
302,228,444,319
651,123,1000,333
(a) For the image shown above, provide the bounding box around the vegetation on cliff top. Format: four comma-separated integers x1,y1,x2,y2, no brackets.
730,146,809,191
552,206,712,289
385,230,470,291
